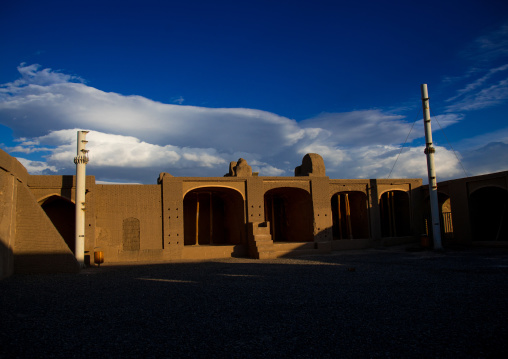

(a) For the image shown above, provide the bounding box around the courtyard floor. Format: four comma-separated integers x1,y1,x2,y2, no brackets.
1,246,508,358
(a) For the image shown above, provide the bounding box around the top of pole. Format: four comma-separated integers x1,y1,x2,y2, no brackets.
421,84,429,99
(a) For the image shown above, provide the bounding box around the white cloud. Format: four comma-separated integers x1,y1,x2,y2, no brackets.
16,157,58,174
446,74,508,112
249,160,286,176
444,22,508,113
428,114,463,130
323,145,463,182
36,129,227,170
0,64,82,94
1,64,506,184
299,110,409,146
445,64,508,103
0,69,303,156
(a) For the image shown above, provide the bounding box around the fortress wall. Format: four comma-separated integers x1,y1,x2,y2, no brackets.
94,184,163,261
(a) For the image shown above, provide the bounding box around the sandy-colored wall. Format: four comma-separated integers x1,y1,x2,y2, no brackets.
94,184,163,261
0,171,16,279
0,148,28,184
28,175,76,203
1,150,78,276
1,149,25,278
14,182,79,273
1,146,435,272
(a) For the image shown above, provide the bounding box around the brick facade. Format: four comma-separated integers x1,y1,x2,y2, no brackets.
6,149,506,277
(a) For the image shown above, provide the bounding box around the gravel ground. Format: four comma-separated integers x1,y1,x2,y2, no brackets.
1,246,508,359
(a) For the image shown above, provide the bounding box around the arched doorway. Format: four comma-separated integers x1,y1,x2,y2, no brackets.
264,187,313,242
423,193,454,241
183,187,245,245
40,195,75,253
469,187,508,241
380,190,411,237
331,191,369,239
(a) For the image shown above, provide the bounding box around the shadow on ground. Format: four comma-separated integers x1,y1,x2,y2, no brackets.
1,247,508,358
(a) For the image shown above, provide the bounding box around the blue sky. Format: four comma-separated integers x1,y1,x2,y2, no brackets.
1,0,507,184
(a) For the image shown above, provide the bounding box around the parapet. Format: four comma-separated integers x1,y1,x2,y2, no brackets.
157,172,173,184
295,153,326,177
0,148,29,184
224,158,252,177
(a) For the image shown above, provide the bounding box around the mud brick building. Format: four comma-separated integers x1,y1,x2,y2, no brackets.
1,148,507,278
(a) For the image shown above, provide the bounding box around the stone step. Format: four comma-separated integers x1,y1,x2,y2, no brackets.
257,251,275,259
252,234,272,242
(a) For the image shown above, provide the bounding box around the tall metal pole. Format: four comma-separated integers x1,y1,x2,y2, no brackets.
421,84,443,250
74,131,89,267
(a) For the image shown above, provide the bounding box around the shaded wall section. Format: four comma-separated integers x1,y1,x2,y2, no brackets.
40,196,76,253
264,187,313,242
380,190,411,237
436,170,508,244
469,187,508,241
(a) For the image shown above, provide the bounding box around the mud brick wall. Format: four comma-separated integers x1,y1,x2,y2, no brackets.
94,184,163,261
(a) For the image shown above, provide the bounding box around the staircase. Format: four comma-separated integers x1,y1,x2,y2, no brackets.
248,222,274,259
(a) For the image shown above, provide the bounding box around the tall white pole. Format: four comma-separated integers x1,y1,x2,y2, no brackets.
420,85,443,250
74,131,89,267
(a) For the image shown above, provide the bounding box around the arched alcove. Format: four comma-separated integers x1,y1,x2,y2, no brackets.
40,195,75,253
264,187,313,242
469,187,508,241
183,187,245,245
423,193,454,240
380,190,411,237
331,191,369,239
